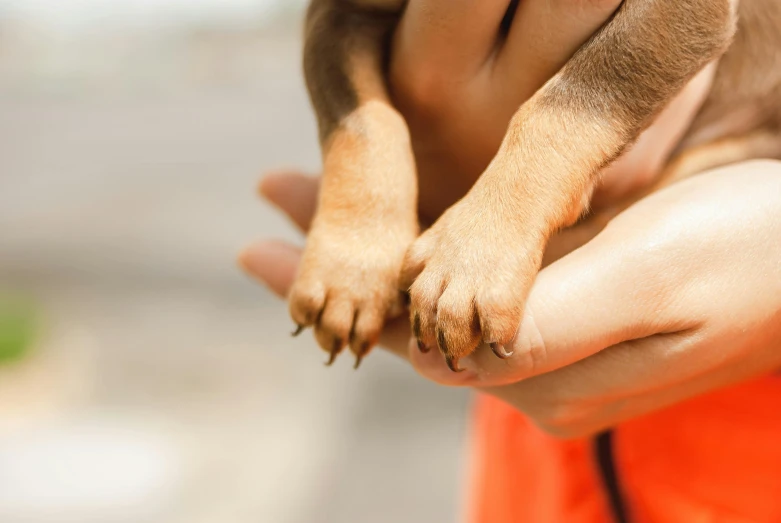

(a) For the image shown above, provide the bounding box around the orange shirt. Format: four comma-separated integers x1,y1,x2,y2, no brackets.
468,375,781,523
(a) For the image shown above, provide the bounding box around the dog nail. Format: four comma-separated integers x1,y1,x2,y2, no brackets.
436,329,449,354
412,313,421,339
417,339,429,353
326,338,341,366
291,324,305,337
401,292,411,306
353,342,370,370
446,355,465,373
490,342,514,359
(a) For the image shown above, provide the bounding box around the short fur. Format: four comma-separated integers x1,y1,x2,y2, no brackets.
289,0,781,370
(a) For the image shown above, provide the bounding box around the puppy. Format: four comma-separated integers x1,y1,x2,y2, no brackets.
288,0,781,370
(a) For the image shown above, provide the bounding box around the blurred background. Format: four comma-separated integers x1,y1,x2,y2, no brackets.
0,1,471,522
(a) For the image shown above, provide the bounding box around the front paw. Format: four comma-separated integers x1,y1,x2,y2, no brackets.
401,202,545,371
288,223,414,368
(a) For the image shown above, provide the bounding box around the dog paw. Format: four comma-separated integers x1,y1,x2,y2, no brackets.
401,200,545,371
289,222,415,368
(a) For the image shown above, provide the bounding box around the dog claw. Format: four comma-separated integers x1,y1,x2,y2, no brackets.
413,315,430,352
490,342,514,359
354,343,370,370
436,329,448,353
445,355,465,373
412,313,422,338
326,338,341,366
437,331,464,372
291,324,305,337
401,291,411,307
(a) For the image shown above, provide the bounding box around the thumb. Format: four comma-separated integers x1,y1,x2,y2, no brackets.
259,170,321,233
239,240,302,298
411,212,691,387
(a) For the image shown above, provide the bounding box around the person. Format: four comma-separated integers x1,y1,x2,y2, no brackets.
241,1,781,521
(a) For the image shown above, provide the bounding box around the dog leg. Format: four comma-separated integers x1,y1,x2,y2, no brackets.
544,127,781,267
402,0,737,371
290,0,417,367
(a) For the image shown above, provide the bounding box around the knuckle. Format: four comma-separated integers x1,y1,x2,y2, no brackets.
505,306,546,376
531,403,599,440
587,0,621,9
551,0,620,13
533,419,582,440
392,65,454,119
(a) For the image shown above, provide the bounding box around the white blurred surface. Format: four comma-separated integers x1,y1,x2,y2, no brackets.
0,0,307,30
0,3,471,522
0,418,181,523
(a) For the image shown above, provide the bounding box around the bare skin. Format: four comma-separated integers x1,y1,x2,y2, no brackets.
242,160,781,438
293,0,781,371
243,0,781,437
295,0,733,368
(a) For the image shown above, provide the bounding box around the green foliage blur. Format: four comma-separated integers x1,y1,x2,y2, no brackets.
0,295,37,364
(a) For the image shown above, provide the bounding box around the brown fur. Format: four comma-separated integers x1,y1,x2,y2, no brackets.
291,0,781,370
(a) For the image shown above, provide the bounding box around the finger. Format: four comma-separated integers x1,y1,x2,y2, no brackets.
489,332,704,437
238,240,302,298
409,337,479,386
412,209,699,387
495,0,621,100
259,170,321,233
491,323,781,437
444,163,781,386
392,0,511,86
378,318,414,361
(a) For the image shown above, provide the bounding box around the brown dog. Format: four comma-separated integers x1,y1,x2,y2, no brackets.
288,0,781,370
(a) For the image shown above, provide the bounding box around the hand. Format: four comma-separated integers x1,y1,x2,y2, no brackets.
243,0,761,438
241,161,781,437
388,0,715,221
